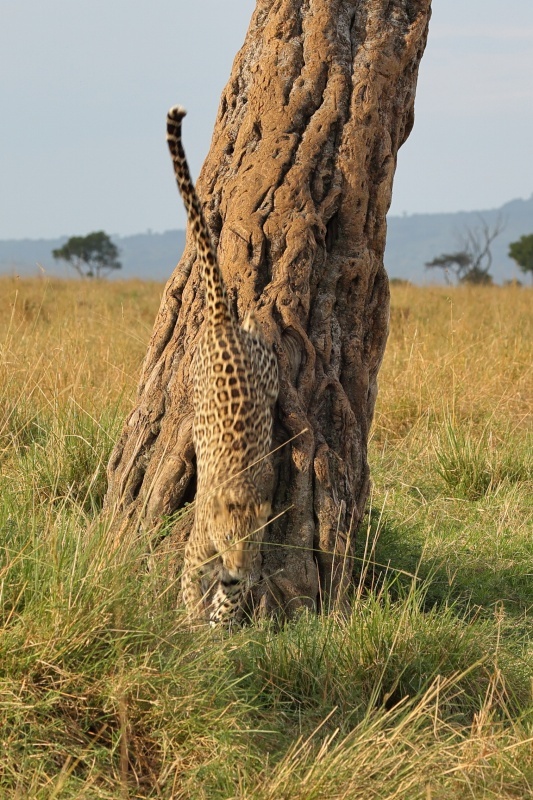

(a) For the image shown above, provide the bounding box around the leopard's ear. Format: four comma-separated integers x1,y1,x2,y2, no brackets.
242,309,260,335
258,501,271,523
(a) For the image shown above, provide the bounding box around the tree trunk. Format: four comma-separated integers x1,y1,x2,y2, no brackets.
104,0,431,617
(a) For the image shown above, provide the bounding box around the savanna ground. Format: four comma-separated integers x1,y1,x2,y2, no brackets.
0,276,531,799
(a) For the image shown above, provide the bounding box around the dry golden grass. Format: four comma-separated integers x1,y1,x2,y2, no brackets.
0,276,162,414
375,283,532,441
2,276,530,431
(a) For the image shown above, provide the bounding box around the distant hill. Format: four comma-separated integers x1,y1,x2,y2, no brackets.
1,195,531,284
0,230,186,282
385,195,533,284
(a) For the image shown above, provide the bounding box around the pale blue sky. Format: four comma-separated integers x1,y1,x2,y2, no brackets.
1,0,532,239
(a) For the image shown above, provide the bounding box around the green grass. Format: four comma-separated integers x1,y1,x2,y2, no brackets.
0,489,531,797
0,278,532,797
433,420,532,501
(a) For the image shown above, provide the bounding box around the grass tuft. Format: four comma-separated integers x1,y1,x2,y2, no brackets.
434,420,532,500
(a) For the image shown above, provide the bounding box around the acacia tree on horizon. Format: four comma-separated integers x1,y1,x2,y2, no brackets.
425,216,505,285
52,231,121,279
508,234,533,284
103,0,432,618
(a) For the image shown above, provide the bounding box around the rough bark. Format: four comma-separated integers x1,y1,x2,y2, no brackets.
104,0,431,616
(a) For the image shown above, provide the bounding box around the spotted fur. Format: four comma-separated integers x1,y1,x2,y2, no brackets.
166,106,278,625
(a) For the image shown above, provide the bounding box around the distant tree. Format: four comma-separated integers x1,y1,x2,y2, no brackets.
425,216,505,285
52,231,121,278
508,234,533,283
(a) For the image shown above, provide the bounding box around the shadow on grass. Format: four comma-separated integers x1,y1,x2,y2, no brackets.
357,507,532,619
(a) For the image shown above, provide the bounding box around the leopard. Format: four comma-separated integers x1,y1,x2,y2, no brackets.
166,105,278,626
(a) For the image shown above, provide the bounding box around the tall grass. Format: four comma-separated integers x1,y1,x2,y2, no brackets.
375,284,531,439
0,277,531,798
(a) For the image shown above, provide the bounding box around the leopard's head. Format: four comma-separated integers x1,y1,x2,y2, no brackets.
209,478,270,577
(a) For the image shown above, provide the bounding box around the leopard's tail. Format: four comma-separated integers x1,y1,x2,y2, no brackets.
166,106,230,323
